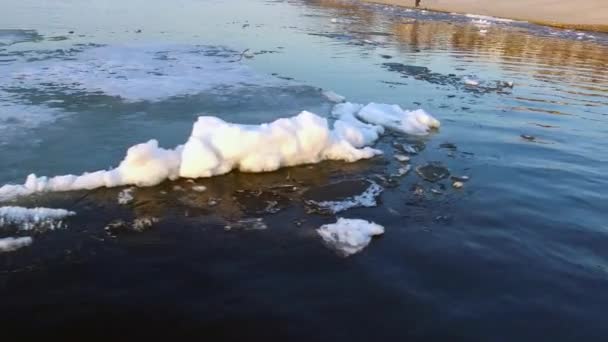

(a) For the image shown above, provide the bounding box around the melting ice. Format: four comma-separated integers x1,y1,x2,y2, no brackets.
0,101,439,201
317,218,385,256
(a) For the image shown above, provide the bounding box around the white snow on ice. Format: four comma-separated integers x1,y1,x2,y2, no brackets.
0,102,439,201
317,218,384,256
0,236,33,252
0,206,75,230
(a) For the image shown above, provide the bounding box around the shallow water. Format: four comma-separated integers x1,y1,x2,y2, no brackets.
1,0,607,340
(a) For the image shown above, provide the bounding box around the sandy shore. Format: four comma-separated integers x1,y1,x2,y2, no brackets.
363,0,608,32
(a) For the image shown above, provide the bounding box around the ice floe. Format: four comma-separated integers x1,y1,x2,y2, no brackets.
0,206,75,230
357,103,440,136
0,101,440,201
0,236,33,252
317,218,384,256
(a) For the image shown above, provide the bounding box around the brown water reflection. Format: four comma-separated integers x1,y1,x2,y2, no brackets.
306,0,608,115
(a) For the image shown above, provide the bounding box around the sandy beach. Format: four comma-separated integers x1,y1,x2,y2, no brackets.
363,0,608,32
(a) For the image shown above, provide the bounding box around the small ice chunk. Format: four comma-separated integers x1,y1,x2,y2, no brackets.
396,143,419,154
132,217,159,232
521,134,535,141
451,175,469,182
192,185,207,192
472,19,491,27
394,154,410,162
0,236,33,252
317,218,384,256
395,165,412,177
0,206,75,231
464,77,480,86
322,90,346,103
452,181,464,189
225,218,267,231
105,217,158,235
312,181,383,213
357,103,440,136
117,188,134,204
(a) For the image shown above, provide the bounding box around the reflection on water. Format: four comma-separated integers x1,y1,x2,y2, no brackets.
308,0,608,118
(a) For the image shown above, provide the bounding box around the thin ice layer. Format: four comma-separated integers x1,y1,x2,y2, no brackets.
1,44,278,102
0,206,75,231
317,218,384,256
0,102,439,201
0,236,33,252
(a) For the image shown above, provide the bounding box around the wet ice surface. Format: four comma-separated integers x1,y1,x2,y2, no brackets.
1,0,608,340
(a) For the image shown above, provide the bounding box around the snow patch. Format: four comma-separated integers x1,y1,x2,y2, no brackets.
0,206,75,230
0,236,33,252
317,218,384,256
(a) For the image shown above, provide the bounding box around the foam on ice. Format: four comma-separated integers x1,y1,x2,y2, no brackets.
0,236,33,252
317,218,384,256
0,102,440,201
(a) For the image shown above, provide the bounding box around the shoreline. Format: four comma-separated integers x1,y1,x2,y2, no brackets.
362,0,608,33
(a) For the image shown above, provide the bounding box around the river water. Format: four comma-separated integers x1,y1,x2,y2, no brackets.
1,0,607,340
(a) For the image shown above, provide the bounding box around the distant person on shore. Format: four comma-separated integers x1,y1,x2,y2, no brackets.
415,0,421,7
